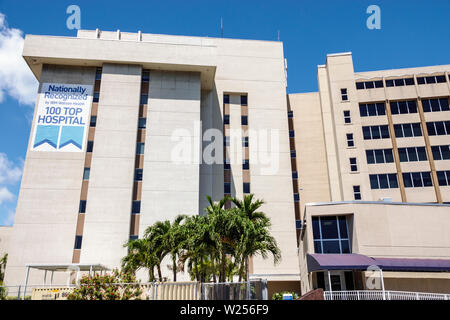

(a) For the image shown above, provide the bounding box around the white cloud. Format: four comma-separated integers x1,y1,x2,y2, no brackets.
0,187,14,205
0,153,22,185
0,12,38,106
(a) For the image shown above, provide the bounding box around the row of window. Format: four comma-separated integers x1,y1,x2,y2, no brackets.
362,125,390,140
366,145,449,164
224,115,249,125
394,123,422,138
359,98,449,118
369,173,399,189
369,171,436,189
427,121,450,136
223,95,248,105
224,182,251,194
224,136,249,147
356,75,447,90
422,98,450,113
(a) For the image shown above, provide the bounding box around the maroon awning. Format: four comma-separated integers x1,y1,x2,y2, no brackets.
307,254,377,272
307,253,450,272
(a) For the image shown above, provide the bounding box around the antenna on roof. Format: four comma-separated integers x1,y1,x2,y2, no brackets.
221,17,223,38
277,30,280,41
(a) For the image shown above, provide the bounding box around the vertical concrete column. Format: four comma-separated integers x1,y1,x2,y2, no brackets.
140,71,201,232
81,64,142,267
229,94,244,199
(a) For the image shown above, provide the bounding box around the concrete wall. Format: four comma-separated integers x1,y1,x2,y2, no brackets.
0,226,12,258
80,64,142,268
5,65,96,286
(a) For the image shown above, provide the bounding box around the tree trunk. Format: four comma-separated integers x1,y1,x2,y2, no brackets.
172,255,177,282
157,264,163,282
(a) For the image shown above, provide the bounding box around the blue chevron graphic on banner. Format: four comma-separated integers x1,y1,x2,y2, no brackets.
33,125,59,149
59,126,84,149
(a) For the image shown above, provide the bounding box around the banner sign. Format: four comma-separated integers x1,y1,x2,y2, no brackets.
31,83,93,152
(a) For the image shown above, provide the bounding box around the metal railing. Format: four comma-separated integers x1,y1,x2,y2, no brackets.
324,290,450,300
1,280,268,300
201,279,268,300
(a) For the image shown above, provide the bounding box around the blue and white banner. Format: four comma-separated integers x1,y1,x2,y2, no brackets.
31,83,93,152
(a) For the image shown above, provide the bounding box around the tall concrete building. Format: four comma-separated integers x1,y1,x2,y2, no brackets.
1,30,450,298
3,29,299,293
288,53,450,294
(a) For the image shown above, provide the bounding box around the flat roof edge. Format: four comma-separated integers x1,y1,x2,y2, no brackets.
305,201,450,208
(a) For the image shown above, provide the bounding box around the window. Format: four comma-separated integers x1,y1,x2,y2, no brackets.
296,220,302,230
341,88,348,101
394,123,422,138
130,235,139,241
74,235,83,249
132,201,141,214
369,174,398,189
359,103,386,117
356,80,383,90
288,110,293,118
292,171,298,179
427,121,450,136
83,168,90,180
241,115,248,125
362,125,390,140
385,78,414,87
366,149,394,164
402,172,433,188
398,147,427,162
223,94,230,104
346,133,354,147
90,116,97,127
291,150,296,158
135,169,143,181
95,68,102,81
140,94,148,105
343,110,351,124
417,75,447,85
136,142,145,155
93,92,100,103
242,159,249,170
224,162,230,170
294,193,300,202
312,216,351,254
224,115,230,125
224,136,230,147
142,70,150,82
241,95,248,106
390,100,418,115
436,171,450,186
242,137,249,147
138,118,147,129
224,182,231,194
79,200,86,213
243,183,250,194
353,186,361,200
349,158,358,172
431,145,450,160
289,130,295,138
421,98,449,112
87,141,94,153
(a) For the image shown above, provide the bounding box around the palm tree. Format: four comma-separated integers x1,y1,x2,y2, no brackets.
122,238,157,281
232,194,280,282
162,215,186,282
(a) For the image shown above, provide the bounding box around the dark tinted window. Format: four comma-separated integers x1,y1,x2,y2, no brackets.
132,201,141,214
79,200,86,213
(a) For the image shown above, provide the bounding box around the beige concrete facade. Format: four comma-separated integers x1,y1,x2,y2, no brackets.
4,29,298,287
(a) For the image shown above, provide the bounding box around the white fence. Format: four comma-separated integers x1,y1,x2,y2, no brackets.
324,290,450,300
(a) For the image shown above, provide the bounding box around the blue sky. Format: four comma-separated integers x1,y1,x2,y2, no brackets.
0,0,449,225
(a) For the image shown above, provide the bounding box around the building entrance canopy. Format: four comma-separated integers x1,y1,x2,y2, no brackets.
307,254,450,273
